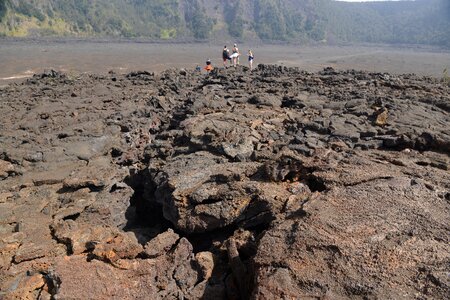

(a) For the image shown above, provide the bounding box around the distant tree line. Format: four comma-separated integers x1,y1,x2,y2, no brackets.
0,0,7,20
0,0,448,47
325,0,450,47
184,0,213,39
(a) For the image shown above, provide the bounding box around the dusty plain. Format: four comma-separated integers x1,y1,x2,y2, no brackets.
1,40,450,84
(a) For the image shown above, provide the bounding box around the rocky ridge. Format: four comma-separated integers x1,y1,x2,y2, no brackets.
0,65,449,299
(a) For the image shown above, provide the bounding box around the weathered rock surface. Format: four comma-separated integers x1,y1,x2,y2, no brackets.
253,158,449,299
0,65,448,299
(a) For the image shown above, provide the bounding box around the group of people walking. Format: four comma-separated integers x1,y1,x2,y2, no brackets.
222,44,254,70
199,43,255,73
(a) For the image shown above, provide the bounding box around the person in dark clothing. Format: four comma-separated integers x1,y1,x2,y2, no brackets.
222,45,230,67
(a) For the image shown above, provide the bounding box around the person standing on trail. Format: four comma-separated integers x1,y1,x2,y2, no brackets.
232,43,240,66
248,49,254,70
222,45,230,67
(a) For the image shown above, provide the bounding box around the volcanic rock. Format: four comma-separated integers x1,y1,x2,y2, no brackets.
0,160,14,179
0,65,448,299
144,228,180,258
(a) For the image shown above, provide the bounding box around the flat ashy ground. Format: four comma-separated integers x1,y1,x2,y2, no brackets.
0,40,449,85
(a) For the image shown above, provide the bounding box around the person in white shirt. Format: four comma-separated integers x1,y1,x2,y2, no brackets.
231,43,240,67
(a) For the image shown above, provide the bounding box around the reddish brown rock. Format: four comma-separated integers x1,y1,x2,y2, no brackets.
144,228,179,258
195,251,215,281
0,66,448,299
253,174,449,299
0,160,14,179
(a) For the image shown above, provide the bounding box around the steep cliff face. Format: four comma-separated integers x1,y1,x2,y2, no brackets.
0,0,449,46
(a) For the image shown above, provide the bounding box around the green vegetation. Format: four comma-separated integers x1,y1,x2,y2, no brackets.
443,68,450,86
15,1,45,22
0,0,7,21
0,0,448,47
324,0,450,47
224,1,244,39
254,0,287,40
184,0,213,39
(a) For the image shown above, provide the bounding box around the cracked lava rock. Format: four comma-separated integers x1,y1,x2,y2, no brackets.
0,65,449,299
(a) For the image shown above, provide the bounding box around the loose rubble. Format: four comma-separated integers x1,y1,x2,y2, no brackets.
0,65,449,299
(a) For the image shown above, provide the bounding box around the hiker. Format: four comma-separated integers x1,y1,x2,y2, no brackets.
229,52,239,67
232,43,240,67
248,49,254,70
222,46,230,67
204,59,214,73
